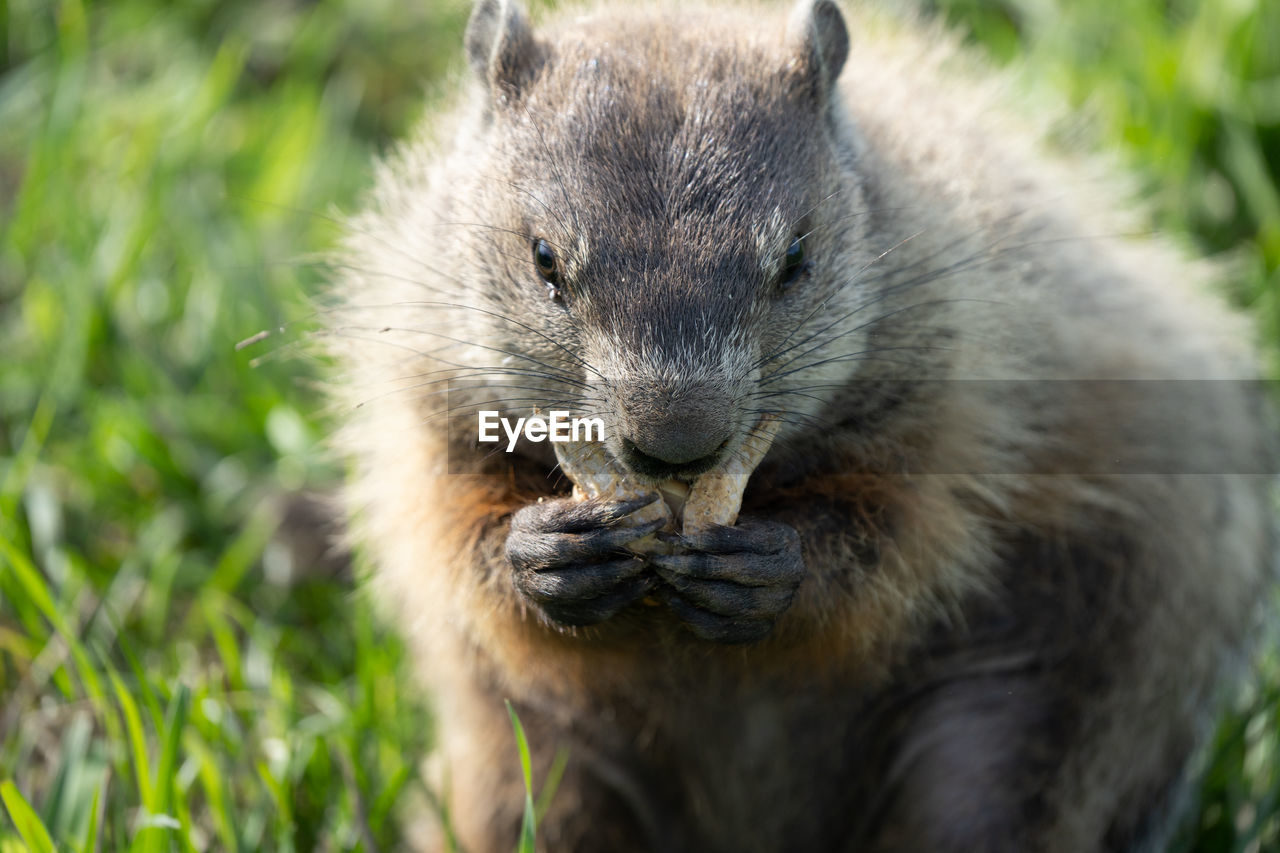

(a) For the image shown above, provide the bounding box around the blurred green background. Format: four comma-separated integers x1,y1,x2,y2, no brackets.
0,0,1277,850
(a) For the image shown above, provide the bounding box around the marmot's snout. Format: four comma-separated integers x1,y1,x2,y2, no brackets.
615,383,735,479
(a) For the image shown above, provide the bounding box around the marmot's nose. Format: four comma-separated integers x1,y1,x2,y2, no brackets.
617,405,733,479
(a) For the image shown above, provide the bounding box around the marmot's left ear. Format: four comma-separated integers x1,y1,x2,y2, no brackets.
785,0,849,100
466,0,543,95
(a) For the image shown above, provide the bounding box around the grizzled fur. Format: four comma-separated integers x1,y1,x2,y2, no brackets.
328,0,1276,850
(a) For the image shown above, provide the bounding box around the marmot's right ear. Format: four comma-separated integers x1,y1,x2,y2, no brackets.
466,0,543,94
785,0,850,101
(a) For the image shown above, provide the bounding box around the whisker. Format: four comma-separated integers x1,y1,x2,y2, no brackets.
739,407,838,435
325,322,585,382
503,180,577,249
350,377,587,413
755,228,929,372
438,220,578,264
759,350,935,387
760,299,978,385
519,101,584,236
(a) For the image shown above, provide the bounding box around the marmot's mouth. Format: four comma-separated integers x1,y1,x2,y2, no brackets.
617,436,731,481
553,415,781,535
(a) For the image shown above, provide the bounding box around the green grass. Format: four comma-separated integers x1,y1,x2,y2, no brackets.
927,0,1280,362
0,0,465,848
1,0,1277,850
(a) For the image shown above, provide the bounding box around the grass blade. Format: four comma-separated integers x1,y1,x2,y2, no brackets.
534,747,569,824
505,701,536,853
109,670,153,808
81,775,104,853
1,780,56,853
129,684,190,853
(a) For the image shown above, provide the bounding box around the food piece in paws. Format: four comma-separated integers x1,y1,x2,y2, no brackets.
682,415,781,534
553,437,673,554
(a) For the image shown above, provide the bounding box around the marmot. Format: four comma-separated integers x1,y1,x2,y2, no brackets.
327,0,1276,849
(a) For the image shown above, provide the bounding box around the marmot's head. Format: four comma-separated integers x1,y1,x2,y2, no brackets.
453,0,880,481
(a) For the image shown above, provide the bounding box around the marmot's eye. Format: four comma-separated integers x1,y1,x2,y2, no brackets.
779,236,808,289
532,238,560,285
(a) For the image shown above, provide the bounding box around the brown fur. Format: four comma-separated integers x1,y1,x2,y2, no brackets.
327,1,1276,850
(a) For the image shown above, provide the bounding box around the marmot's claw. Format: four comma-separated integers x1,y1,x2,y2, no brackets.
506,496,664,628
649,516,804,643
525,492,660,535
677,517,800,557
655,587,776,645
508,516,667,568
518,560,657,627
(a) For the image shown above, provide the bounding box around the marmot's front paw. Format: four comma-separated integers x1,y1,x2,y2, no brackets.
506,495,665,628
650,517,805,644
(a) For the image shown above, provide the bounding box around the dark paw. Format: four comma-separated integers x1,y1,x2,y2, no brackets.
506,495,665,628
650,517,805,644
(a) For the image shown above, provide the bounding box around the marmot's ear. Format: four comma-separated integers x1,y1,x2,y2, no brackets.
785,0,849,100
466,0,543,94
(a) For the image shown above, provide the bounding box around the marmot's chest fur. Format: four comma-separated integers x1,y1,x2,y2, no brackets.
329,1,1276,850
